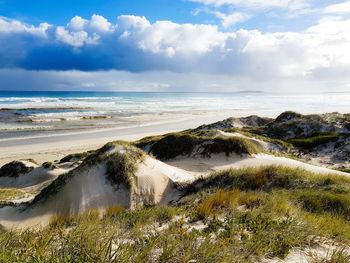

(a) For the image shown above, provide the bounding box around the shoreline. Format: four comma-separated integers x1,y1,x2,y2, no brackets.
0,113,234,166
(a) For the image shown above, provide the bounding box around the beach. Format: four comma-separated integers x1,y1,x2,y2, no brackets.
2,91,350,165
0,112,235,165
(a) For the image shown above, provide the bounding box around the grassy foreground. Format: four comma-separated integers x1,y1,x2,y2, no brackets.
1,166,350,262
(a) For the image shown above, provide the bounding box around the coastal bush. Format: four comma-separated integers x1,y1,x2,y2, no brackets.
148,133,202,159
200,136,263,157
287,132,340,149
296,190,350,219
42,162,57,169
0,161,34,177
134,134,166,149
59,152,90,163
135,131,263,160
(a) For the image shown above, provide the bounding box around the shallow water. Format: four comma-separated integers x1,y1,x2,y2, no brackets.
1,90,349,140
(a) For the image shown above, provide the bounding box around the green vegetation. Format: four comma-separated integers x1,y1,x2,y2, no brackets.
1,166,349,262
59,152,91,163
228,127,292,149
135,131,263,160
0,161,34,178
338,168,350,174
184,166,350,241
184,166,323,192
287,132,340,149
0,188,25,201
106,147,145,189
32,142,145,205
42,162,57,169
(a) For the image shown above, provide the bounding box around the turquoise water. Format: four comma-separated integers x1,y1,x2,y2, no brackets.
0,90,349,137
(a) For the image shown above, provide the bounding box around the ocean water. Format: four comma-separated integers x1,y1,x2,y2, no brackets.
0,90,349,139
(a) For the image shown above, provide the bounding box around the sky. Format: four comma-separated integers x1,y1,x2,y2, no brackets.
1,0,350,92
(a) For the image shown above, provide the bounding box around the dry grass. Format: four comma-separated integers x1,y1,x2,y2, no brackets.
1,165,350,262
0,188,26,201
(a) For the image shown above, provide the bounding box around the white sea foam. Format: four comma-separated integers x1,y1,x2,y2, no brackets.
1,92,350,136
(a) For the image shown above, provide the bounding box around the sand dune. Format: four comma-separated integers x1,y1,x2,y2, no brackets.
0,127,348,230
0,147,197,229
135,156,199,206
165,153,347,176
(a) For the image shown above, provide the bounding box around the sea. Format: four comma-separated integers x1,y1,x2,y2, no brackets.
0,90,349,140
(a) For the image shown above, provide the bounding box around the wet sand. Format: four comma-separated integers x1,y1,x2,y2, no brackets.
0,113,233,166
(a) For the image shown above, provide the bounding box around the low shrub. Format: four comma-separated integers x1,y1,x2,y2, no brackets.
136,131,263,160
0,161,34,177
296,191,350,219
287,132,340,149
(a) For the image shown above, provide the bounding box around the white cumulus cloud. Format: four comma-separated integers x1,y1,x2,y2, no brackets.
190,0,308,10
0,14,350,91
55,26,100,47
214,11,250,28
323,1,350,14
0,17,50,37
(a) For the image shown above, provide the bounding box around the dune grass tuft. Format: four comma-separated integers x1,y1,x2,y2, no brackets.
287,132,340,149
0,188,25,201
31,142,145,205
1,163,350,262
104,205,125,219
185,166,350,194
105,146,145,189
135,130,263,160
0,161,34,178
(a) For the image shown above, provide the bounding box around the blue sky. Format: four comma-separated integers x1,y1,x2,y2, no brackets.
0,0,339,31
1,0,350,91
0,0,202,25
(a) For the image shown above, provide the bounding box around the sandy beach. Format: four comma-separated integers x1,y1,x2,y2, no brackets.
0,113,234,166
1,1,350,260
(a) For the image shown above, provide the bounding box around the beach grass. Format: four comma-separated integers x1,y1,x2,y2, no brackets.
0,188,25,201
1,166,349,262
287,132,341,149
31,141,145,205
105,147,145,189
135,130,263,160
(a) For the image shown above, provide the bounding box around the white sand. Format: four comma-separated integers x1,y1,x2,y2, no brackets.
135,156,200,206
0,160,78,205
0,163,130,229
166,153,348,176
0,125,348,230
0,113,235,166
0,151,347,230
0,152,198,229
